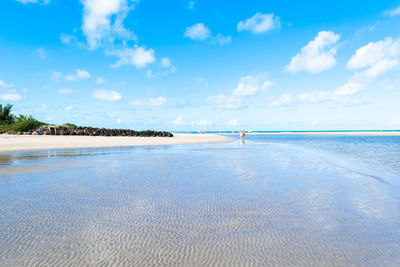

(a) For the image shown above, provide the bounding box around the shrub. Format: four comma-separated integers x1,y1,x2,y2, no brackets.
63,123,77,128
0,118,45,132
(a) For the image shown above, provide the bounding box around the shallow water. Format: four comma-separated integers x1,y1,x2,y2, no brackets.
1,135,400,266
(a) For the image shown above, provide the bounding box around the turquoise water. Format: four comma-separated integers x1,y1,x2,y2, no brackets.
1,135,400,266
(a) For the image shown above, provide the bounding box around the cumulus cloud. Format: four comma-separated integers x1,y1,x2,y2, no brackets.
93,89,122,101
347,37,400,78
385,6,400,16
0,80,13,88
233,74,274,96
96,77,105,84
109,46,155,68
160,57,171,68
130,97,167,106
286,31,340,73
81,0,136,49
270,93,294,106
214,34,232,45
206,94,243,109
270,82,363,106
0,90,22,101
228,118,238,126
36,47,47,59
195,120,212,126
173,115,185,126
64,105,74,110
65,69,91,81
237,13,280,34
184,23,211,41
184,23,231,46
389,120,400,126
299,82,363,103
58,88,72,94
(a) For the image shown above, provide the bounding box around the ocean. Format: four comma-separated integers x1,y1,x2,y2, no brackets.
1,134,400,266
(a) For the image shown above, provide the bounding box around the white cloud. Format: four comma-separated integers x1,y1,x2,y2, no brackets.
65,69,91,81
385,6,400,16
272,82,363,106
93,89,122,101
0,90,22,101
173,115,185,126
146,70,154,78
188,1,195,9
233,74,274,96
38,104,47,109
109,46,155,68
197,120,212,126
185,23,231,46
286,31,340,73
298,91,330,103
50,71,62,81
16,0,50,4
64,105,74,111
184,23,211,41
237,13,280,34
214,34,232,45
160,57,171,68
299,82,363,103
60,34,75,44
389,120,400,126
332,82,363,97
81,0,136,49
96,77,105,84
130,97,167,106
270,93,294,106
117,118,121,124
36,47,47,59
58,88,72,94
228,118,238,126
206,94,243,109
0,80,13,88
347,37,400,78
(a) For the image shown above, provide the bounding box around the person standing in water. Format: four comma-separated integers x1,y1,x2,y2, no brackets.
240,130,245,144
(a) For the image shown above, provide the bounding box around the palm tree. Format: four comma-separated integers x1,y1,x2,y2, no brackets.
0,104,15,125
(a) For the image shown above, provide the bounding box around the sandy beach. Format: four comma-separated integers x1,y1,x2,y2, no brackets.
0,133,231,153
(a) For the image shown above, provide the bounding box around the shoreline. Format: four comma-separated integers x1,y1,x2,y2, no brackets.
223,131,400,136
0,133,232,153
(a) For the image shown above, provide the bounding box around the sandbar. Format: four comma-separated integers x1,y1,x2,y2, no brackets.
226,131,400,136
0,133,232,153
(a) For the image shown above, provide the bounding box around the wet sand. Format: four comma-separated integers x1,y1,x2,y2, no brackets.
0,133,231,153
1,135,400,266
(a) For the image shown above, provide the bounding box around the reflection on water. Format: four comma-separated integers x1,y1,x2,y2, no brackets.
0,135,400,266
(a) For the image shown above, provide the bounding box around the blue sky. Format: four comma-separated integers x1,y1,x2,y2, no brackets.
1,0,400,131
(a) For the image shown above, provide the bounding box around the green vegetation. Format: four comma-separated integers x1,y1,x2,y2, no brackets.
0,104,15,125
63,123,77,128
0,104,45,133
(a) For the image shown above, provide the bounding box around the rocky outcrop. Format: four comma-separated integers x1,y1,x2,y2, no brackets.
19,125,174,137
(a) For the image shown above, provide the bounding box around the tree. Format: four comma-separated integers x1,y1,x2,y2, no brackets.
0,104,15,125
15,114,34,123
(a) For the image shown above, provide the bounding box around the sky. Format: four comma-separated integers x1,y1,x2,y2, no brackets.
1,0,400,131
